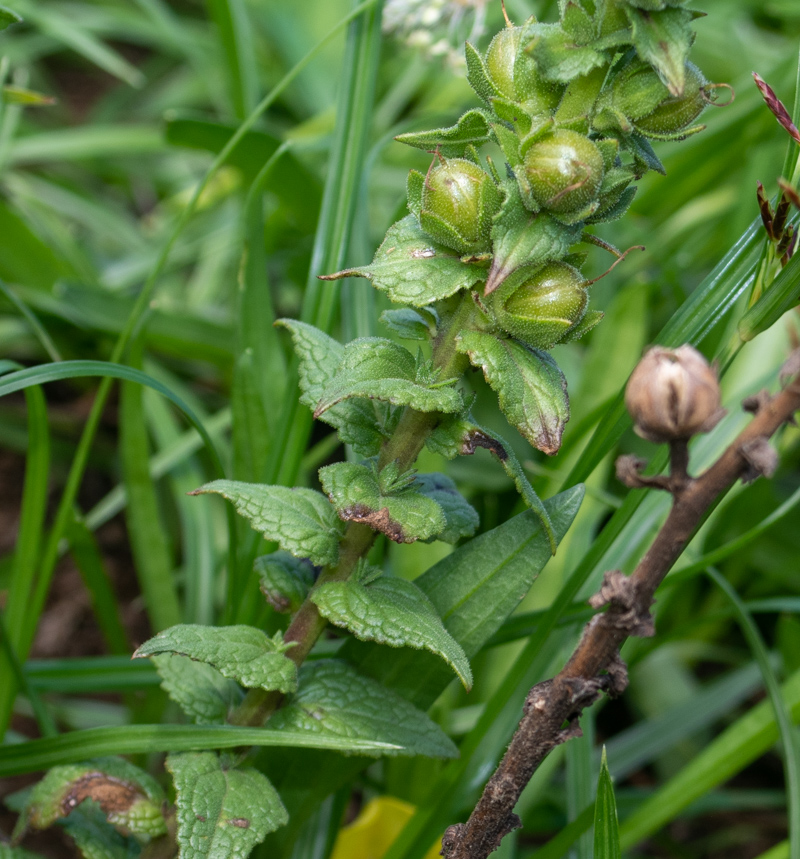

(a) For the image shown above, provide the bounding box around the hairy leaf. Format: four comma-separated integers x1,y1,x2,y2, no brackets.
626,6,693,95
319,216,486,306
314,338,462,418
135,625,297,694
342,485,584,706
152,654,243,725
414,473,479,543
277,320,385,455
167,752,287,858
311,574,473,689
319,461,446,543
267,661,458,758
380,307,437,341
60,801,141,859
394,110,491,157
191,480,344,566
527,22,608,81
13,758,165,841
255,551,317,614
456,331,569,454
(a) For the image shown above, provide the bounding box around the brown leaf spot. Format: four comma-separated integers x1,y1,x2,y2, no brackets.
460,429,508,460
338,504,413,543
229,817,251,829
60,774,143,819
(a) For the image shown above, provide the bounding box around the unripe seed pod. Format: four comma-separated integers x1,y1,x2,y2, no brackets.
420,158,500,255
634,63,708,135
495,262,587,349
612,61,672,122
485,26,561,114
625,345,723,443
522,130,604,216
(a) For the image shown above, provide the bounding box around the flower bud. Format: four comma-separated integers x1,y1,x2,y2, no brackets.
631,63,708,136
625,345,723,443
521,129,604,219
419,158,501,255
494,262,587,349
485,26,561,114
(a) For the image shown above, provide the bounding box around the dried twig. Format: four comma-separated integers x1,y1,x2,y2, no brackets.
441,348,800,859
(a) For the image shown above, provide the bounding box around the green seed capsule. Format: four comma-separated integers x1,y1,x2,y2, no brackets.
419,158,500,255
634,62,707,135
485,26,561,114
522,130,604,216
495,262,588,349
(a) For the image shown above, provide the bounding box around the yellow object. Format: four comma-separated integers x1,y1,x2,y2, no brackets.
330,796,442,859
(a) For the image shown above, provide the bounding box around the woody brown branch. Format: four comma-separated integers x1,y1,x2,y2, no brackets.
441,359,800,859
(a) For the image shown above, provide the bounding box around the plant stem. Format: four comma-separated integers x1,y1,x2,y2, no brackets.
441,354,800,859
231,292,477,728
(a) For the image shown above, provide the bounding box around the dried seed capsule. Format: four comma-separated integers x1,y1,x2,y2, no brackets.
493,261,588,349
625,345,723,442
485,26,561,114
419,158,501,255
521,129,604,217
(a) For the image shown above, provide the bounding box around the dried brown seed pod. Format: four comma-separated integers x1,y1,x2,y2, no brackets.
625,345,724,442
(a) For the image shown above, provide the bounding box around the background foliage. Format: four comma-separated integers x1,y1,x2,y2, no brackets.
0,0,799,857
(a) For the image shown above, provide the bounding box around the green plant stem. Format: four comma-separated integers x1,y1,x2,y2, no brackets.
231,293,476,728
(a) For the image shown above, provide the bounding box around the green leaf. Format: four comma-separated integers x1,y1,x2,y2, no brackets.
0,846,45,859
13,758,166,841
428,417,556,548
456,331,569,455
342,485,584,706
277,320,387,456
738,251,800,342
465,41,500,104
626,6,693,96
319,216,486,306
487,183,582,294
594,748,622,859
191,480,344,566
414,473,479,543
2,86,56,106
60,801,141,859
380,307,437,341
167,752,288,858
311,573,472,689
527,22,608,82
152,654,243,725
314,337,463,418
394,110,491,158
0,5,22,30
318,461,447,543
267,661,458,758
255,551,317,614
134,625,298,694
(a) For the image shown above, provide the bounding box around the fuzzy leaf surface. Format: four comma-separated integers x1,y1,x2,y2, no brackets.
191,480,343,566
320,216,486,306
342,485,584,706
255,551,316,614
380,307,436,341
167,752,287,859
456,331,569,454
314,338,462,418
267,661,458,758
527,22,608,81
152,654,243,725
319,461,446,543
626,6,693,96
135,625,297,694
311,574,472,689
277,320,385,454
394,110,491,157
13,758,165,841
414,472,479,543
60,801,141,859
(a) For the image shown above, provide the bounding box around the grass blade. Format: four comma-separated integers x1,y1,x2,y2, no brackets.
594,748,621,859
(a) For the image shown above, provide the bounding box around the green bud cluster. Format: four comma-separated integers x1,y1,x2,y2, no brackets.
331,0,727,452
